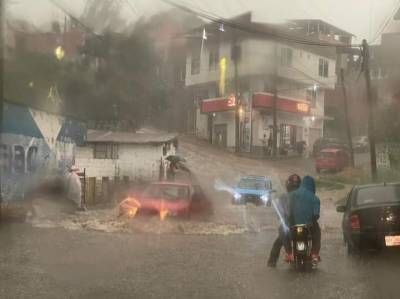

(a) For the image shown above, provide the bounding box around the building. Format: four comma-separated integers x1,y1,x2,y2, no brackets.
185,13,350,155
0,101,86,202
76,130,177,181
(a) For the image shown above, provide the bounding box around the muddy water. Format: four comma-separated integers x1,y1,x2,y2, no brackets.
28,198,275,235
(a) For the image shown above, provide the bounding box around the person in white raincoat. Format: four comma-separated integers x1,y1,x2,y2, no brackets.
65,166,85,211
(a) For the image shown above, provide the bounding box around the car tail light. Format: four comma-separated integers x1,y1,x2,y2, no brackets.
350,214,360,230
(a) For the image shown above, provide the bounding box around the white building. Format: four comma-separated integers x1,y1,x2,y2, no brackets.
76,130,177,180
185,13,350,155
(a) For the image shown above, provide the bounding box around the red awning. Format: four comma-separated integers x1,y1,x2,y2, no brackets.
252,93,310,114
201,93,310,114
201,95,236,113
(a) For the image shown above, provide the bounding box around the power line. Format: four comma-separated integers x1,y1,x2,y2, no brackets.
370,0,400,44
49,0,104,40
160,0,361,48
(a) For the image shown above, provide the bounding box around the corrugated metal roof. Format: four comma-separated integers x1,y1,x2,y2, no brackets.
86,129,177,144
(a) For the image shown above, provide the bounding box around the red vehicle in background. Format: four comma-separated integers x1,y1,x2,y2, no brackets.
119,181,208,219
316,148,350,173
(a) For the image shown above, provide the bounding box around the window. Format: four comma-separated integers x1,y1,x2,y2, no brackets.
14,145,25,174
27,146,38,172
0,144,10,173
191,52,200,75
281,48,293,67
231,44,241,62
209,47,219,70
94,143,118,159
175,65,186,83
318,58,329,77
355,186,400,206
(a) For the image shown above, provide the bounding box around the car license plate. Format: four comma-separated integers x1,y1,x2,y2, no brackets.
385,235,400,247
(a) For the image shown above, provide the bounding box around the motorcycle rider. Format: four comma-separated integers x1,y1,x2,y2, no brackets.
288,175,321,263
267,174,302,267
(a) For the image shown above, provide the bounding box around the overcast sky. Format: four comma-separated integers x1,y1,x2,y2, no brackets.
8,0,400,43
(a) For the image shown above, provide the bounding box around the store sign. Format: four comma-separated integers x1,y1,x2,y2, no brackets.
201,96,236,113
252,93,310,114
227,94,236,107
296,103,309,113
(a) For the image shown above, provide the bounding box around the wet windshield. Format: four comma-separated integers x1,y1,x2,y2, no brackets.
239,179,267,190
356,186,400,206
2,0,400,298
142,185,189,201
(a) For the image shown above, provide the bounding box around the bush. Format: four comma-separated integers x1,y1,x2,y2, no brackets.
315,179,345,191
320,167,400,186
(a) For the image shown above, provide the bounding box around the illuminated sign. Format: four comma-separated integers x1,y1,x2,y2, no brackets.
296,102,309,113
227,94,236,107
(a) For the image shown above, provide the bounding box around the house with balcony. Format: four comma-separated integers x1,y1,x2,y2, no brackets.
184,13,353,155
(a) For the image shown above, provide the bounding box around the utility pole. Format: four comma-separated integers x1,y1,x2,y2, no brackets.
233,31,240,153
362,39,378,181
340,68,355,167
272,42,278,157
0,0,4,220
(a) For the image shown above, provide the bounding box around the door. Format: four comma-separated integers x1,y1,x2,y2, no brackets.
309,128,321,153
214,124,227,147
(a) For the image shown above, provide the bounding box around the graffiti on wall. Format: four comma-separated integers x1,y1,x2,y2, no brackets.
0,102,86,202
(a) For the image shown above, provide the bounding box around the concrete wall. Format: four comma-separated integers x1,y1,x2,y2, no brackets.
76,143,176,181
185,38,336,89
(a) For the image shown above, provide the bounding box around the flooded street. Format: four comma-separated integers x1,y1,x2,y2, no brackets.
2,0,400,297
1,136,400,299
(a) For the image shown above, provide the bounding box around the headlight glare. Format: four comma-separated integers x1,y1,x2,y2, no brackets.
234,192,242,200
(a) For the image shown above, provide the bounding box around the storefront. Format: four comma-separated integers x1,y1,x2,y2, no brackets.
196,92,322,155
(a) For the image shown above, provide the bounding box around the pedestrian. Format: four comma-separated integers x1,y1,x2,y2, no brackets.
267,174,301,267
65,165,86,211
261,134,268,157
166,162,178,181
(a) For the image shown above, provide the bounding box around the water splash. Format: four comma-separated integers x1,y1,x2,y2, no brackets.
270,198,289,233
214,178,240,199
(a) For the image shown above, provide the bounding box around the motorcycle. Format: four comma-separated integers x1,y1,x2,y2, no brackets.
290,224,317,271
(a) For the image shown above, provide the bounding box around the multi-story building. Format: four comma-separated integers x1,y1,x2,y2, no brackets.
185,13,352,155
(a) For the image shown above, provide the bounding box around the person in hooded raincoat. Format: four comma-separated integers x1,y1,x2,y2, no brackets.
288,175,321,262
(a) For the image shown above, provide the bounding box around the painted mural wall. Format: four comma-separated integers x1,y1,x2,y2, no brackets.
0,102,86,202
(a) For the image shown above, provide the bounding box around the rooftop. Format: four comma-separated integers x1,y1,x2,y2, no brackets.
86,129,177,145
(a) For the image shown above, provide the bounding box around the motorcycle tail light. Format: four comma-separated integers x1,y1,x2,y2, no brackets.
350,214,360,230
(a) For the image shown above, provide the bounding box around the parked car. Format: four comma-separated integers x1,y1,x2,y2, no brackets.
353,136,369,152
313,137,347,156
316,148,349,173
336,183,400,254
119,181,203,218
232,175,274,206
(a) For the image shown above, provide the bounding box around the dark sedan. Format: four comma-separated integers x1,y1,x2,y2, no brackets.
337,183,400,254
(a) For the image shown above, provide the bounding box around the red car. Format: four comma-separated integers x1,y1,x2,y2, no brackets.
119,182,194,219
316,148,349,173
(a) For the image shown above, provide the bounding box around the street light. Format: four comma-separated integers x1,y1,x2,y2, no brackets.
54,46,65,61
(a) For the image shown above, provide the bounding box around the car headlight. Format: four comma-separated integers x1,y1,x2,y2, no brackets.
261,194,270,203
233,192,242,200
296,241,306,251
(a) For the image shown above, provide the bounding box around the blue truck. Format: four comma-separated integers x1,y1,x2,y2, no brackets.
232,175,274,206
